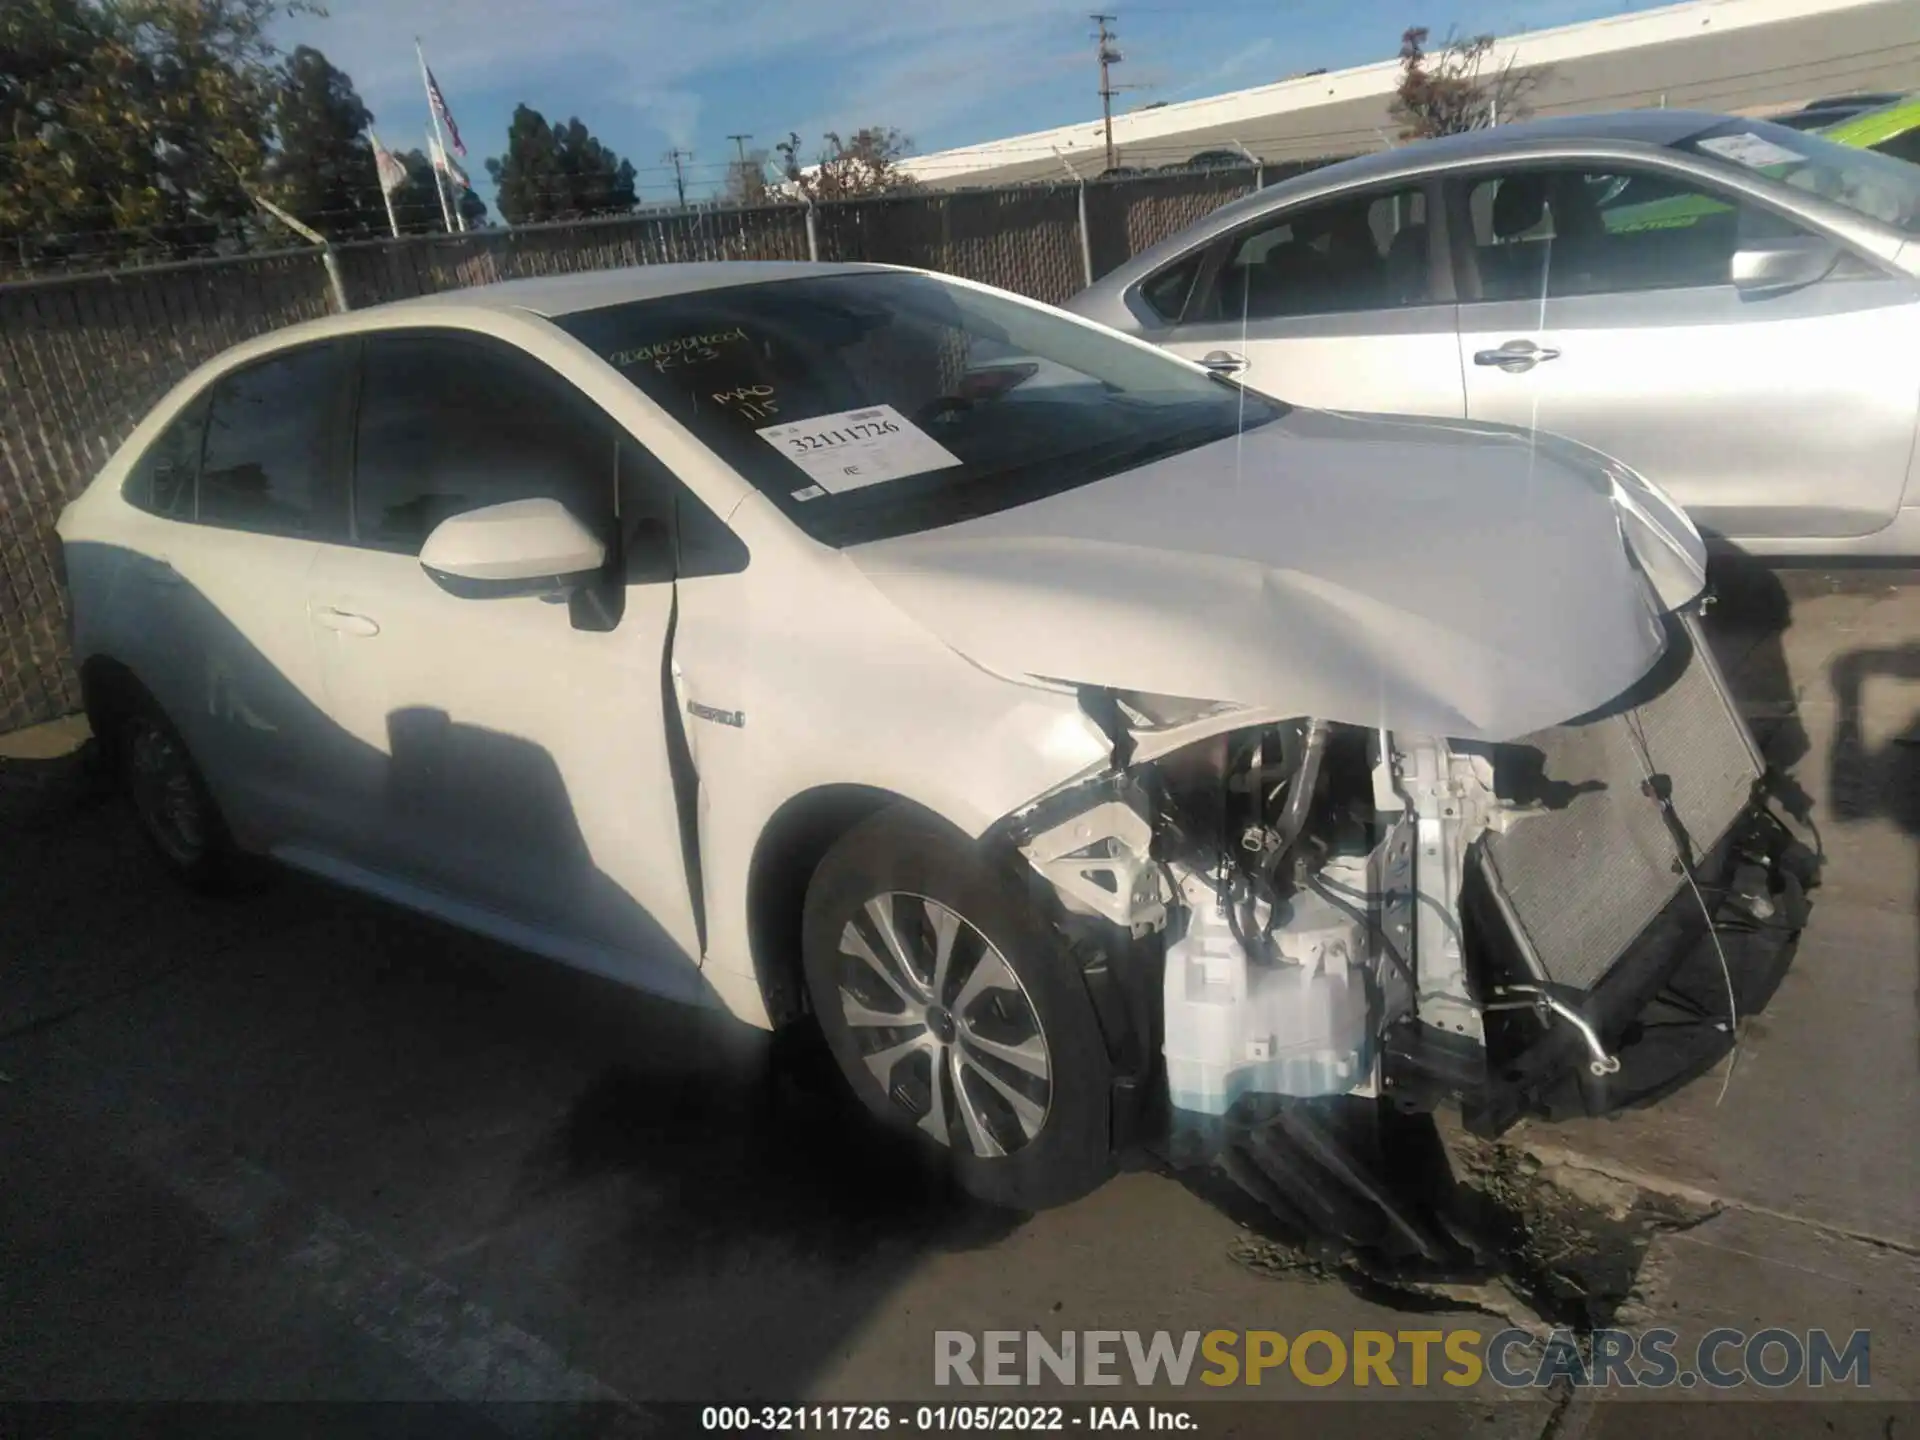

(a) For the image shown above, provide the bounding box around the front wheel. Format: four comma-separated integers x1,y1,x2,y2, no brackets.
801,808,1113,1210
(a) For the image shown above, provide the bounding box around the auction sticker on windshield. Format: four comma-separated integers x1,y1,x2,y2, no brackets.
758,404,962,497
1696,133,1803,170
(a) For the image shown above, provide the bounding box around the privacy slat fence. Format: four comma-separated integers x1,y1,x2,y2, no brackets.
0,160,1336,731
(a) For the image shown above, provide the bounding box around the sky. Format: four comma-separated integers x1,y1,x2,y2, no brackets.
278,0,1653,212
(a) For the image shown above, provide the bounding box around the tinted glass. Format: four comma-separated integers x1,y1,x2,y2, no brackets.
124,395,207,519
353,335,615,555
1675,118,1920,235
555,272,1285,548
1876,129,1920,166
1463,167,1807,300
1196,186,1429,321
198,343,350,538
1139,254,1202,323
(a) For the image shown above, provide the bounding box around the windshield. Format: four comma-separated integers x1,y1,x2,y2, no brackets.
1673,117,1920,236
554,271,1285,546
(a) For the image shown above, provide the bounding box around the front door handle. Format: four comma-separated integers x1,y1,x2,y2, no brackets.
1474,339,1562,372
313,606,380,637
1199,349,1248,375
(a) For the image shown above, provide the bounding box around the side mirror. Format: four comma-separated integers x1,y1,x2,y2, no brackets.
419,498,607,599
1731,235,1840,298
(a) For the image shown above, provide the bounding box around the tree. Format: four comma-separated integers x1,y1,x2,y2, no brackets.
266,46,387,239
724,148,773,206
1388,26,1542,141
485,104,637,224
1,0,314,271
775,126,918,202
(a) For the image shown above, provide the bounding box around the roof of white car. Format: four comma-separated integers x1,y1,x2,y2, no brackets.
369,260,894,319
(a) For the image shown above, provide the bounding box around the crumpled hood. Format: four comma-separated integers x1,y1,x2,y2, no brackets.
847,407,1708,743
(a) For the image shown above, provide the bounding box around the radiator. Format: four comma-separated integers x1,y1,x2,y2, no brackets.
1477,611,1762,992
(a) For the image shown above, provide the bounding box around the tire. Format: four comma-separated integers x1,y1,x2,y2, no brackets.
801,806,1113,1210
108,687,243,892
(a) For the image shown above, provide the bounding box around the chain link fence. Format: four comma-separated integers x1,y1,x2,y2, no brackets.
0,160,1336,732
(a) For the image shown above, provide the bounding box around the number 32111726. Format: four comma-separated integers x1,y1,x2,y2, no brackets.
784,419,899,454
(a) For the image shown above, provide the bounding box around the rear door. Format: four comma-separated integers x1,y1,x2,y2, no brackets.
1450,161,1920,542
133,340,354,846
1158,180,1465,415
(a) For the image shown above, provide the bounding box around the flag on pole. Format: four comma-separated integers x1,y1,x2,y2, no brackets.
422,62,466,156
428,136,471,192
368,130,408,195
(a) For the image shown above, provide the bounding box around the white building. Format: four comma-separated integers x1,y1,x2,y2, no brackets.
901,0,1920,189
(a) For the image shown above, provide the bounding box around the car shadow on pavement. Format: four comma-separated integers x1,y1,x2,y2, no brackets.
1827,638,1920,1071
2,555,1024,1402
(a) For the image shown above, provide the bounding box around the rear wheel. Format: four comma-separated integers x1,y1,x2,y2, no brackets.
801,808,1112,1209
110,690,241,890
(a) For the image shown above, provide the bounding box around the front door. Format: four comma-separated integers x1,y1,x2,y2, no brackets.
303,330,702,992
1162,181,1465,416
1451,163,1920,543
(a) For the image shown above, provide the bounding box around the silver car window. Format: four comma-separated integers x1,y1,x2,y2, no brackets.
1189,185,1430,323
1459,166,1811,301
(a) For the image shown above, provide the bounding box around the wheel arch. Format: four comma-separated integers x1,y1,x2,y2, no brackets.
745,784,962,1027
78,653,151,747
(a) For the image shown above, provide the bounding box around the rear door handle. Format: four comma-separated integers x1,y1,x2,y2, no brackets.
313,606,380,637
1199,349,1248,375
1474,339,1561,371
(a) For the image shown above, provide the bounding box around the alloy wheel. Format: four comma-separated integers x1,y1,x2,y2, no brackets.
124,717,206,867
835,892,1053,1158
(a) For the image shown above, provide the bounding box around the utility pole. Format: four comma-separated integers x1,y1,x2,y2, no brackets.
726,133,754,199
1092,13,1122,173
665,148,692,207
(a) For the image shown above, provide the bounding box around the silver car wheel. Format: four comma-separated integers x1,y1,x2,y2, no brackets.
836,892,1053,1158
125,716,206,867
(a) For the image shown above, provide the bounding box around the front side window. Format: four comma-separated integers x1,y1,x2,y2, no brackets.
124,394,207,519
555,272,1284,547
1191,185,1431,322
1461,166,1809,301
198,342,351,539
353,334,615,555
1674,117,1920,236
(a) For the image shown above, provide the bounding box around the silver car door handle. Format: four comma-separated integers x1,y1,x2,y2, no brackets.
1199,350,1248,375
313,606,380,637
1474,340,1562,371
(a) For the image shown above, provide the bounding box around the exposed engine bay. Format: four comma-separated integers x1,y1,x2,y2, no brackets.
1002,608,1812,1255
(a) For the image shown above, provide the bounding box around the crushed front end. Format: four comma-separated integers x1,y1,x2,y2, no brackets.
1002,605,1813,1256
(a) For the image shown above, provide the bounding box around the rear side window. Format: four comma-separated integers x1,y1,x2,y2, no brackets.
198,342,352,540
352,334,616,555
1190,185,1430,322
124,394,208,519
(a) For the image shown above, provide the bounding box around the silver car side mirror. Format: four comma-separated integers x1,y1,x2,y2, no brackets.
1731,236,1841,298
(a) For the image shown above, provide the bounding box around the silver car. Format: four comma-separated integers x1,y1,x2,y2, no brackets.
1066,110,1920,558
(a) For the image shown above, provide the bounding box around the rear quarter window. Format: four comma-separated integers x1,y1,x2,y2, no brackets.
123,394,208,520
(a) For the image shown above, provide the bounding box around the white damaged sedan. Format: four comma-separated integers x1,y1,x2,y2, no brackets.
57,262,1811,1235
